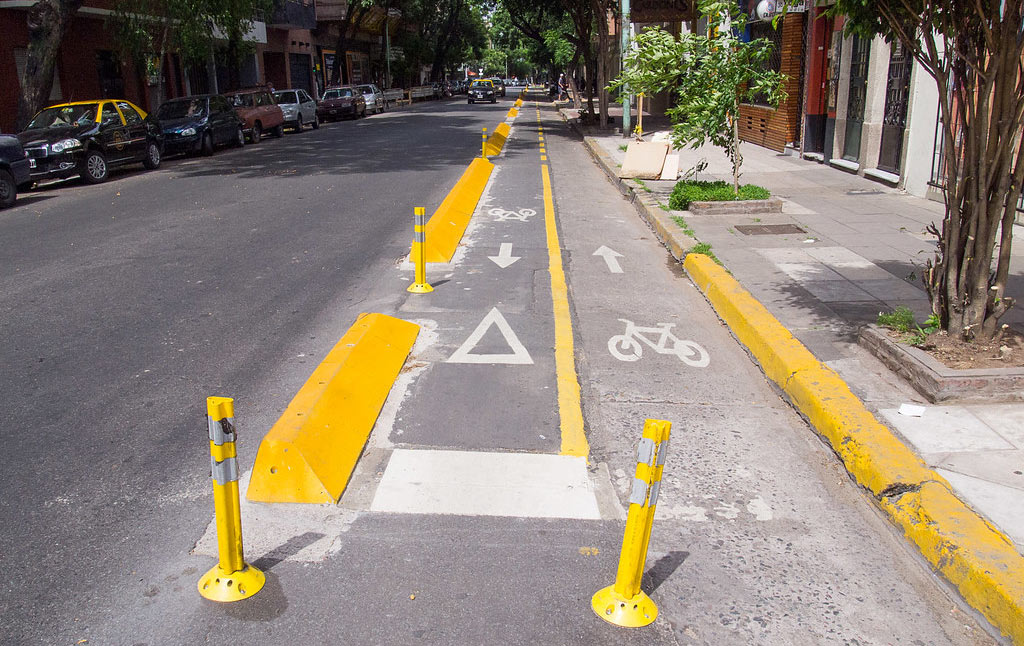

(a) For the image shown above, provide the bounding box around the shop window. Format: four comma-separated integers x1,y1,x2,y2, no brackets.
96,51,125,98
747,21,782,106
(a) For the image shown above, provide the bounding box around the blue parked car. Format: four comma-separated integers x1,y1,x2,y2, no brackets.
156,94,246,157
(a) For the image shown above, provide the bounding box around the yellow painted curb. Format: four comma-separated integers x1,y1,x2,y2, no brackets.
246,313,419,503
683,253,1024,644
882,482,1024,646
485,122,511,157
420,157,494,263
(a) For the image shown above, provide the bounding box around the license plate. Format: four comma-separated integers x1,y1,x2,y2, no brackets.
29,159,36,168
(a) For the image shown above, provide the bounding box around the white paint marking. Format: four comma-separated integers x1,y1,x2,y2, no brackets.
490,207,536,222
593,245,624,273
607,319,709,367
370,449,601,519
488,242,521,268
447,307,533,364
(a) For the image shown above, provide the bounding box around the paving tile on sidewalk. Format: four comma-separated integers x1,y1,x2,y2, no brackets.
935,468,1024,548
880,406,1016,453
969,404,1024,448
928,450,1024,492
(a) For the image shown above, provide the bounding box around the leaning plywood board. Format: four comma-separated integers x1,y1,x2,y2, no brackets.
619,141,669,179
659,154,680,181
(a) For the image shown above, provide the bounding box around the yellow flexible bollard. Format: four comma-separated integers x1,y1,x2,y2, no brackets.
482,127,488,159
407,206,433,293
592,419,671,627
198,396,265,602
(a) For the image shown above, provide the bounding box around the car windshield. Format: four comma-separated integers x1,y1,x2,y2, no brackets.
27,104,99,129
323,88,353,99
357,86,373,94
273,91,297,104
230,94,255,107
157,98,206,120
471,81,491,88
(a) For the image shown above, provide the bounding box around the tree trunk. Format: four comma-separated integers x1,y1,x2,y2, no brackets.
17,0,84,130
730,111,741,194
591,0,609,127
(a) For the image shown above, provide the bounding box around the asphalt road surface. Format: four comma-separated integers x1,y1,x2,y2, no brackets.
0,93,999,645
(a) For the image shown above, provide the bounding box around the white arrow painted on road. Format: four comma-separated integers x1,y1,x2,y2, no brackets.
593,245,624,273
488,243,521,268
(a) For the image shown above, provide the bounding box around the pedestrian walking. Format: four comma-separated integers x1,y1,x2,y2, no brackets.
557,73,568,101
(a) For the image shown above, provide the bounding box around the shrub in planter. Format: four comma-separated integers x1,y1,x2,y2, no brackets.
669,180,770,210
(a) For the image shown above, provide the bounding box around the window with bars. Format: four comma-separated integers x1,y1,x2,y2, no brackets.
747,21,782,107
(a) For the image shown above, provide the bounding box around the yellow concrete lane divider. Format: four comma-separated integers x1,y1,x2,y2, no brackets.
684,253,1024,646
247,314,420,503
514,97,523,107
507,107,519,119
485,121,511,157
417,157,495,263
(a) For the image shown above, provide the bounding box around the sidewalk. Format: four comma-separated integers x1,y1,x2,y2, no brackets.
569,107,1024,633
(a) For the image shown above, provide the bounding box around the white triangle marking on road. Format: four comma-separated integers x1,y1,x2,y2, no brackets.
447,307,533,364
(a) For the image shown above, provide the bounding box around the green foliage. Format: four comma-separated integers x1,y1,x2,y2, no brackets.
687,242,723,265
668,180,771,210
671,214,695,236
609,0,787,193
877,307,916,333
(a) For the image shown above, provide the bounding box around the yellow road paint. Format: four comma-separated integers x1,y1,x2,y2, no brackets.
542,164,588,457
247,314,420,503
541,155,547,161
683,253,1024,644
417,157,494,263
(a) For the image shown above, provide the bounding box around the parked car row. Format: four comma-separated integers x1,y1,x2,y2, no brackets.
0,83,390,207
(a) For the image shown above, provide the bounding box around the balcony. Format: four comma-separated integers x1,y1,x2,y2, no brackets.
269,0,316,30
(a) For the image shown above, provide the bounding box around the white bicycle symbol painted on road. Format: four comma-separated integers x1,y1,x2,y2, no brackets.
607,319,710,367
490,207,536,222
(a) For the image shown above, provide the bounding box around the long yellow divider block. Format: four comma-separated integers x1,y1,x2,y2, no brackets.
514,98,523,107
246,313,419,503
485,122,511,157
420,157,494,263
507,107,519,119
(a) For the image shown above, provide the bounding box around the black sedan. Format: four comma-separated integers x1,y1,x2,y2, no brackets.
156,95,246,156
0,134,32,208
467,80,496,104
18,100,162,184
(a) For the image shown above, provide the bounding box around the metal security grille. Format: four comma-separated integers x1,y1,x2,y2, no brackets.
843,35,870,162
748,21,783,106
878,40,913,173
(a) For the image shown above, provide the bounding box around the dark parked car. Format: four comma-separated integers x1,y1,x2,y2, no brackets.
489,78,506,97
0,134,31,208
317,86,366,121
156,94,245,156
17,99,162,184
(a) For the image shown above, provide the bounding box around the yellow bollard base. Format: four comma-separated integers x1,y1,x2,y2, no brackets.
198,563,265,602
591,586,658,627
407,282,434,294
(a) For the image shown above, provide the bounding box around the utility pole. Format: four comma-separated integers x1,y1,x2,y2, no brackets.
620,0,631,136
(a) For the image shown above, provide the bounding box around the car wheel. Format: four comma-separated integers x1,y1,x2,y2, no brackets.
491,98,496,104
233,126,245,147
200,132,214,157
360,106,366,118
250,123,262,143
80,150,109,184
468,99,473,104
295,115,303,132
0,169,15,209
312,114,320,130
273,123,284,137
143,140,162,169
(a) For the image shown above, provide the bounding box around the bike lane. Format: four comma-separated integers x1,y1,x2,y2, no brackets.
540,101,993,644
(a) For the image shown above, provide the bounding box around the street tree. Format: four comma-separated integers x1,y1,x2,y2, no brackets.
110,0,271,106
16,0,84,130
828,0,1022,341
326,0,376,85
609,0,785,194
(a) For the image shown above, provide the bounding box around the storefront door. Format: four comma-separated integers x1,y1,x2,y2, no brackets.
842,35,869,162
877,41,913,173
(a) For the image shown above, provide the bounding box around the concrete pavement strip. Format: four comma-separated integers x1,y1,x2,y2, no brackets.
573,119,1024,644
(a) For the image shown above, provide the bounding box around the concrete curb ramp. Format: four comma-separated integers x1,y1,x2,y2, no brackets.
246,313,419,504
420,157,495,263
683,254,1024,645
485,122,511,157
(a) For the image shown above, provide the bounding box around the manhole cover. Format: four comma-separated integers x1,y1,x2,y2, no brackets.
735,224,806,235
